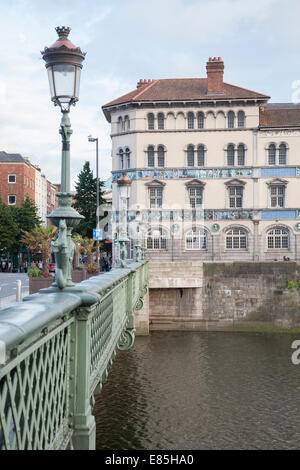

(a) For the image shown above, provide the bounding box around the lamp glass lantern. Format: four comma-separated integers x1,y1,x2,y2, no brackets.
42,26,85,111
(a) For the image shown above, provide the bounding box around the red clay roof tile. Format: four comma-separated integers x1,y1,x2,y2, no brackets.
103,78,269,108
260,107,300,128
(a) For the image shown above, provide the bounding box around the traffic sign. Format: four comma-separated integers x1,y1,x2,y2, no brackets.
93,229,103,240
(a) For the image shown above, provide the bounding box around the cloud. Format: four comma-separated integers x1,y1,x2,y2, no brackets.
0,0,299,191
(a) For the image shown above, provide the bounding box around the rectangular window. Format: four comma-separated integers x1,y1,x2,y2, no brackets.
149,188,162,208
189,188,203,208
8,195,16,205
8,174,16,184
270,185,285,208
229,186,243,208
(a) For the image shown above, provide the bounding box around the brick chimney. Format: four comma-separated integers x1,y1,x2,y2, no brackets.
206,57,224,94
137,79,153,89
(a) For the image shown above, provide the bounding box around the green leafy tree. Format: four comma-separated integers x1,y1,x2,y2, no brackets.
14,196,41,234
0,196,19,270
73,161,105,238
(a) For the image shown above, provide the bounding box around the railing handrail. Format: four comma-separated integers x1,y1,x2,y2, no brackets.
0,261,148,450
0,262,145,361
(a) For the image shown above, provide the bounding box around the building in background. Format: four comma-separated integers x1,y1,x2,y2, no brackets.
0,151,57,225
101,176,112,243
0,152,35,206
47,180,59,225
102,57,300,263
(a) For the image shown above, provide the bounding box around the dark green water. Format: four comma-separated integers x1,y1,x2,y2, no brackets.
94,331,300,450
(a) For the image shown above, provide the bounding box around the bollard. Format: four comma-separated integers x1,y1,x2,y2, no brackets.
16,280,22,302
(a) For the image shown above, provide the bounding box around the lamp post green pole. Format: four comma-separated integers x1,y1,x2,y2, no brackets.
41,27,85,289
60,112,72,193
117,173,132,269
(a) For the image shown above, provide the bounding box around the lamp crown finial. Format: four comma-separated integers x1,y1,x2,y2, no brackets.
55,26,71,40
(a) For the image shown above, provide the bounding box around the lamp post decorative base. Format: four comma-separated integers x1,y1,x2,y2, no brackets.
119,239,129,268
48,192,84,290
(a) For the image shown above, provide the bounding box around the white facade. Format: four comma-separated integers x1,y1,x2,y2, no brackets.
34,166,47,225
103,60,300,263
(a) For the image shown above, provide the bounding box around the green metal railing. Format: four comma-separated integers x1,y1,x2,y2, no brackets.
0,261,148,450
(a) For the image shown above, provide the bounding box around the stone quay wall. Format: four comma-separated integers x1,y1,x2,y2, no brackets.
138,261,300,333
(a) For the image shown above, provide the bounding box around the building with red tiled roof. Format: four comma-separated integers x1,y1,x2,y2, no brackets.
102,57,300,266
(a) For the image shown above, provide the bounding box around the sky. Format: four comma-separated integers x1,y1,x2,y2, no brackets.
0,0,300,188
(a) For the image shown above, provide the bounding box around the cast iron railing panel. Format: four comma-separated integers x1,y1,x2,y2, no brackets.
0,261,148,450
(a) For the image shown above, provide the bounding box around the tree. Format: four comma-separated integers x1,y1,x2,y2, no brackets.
80,237,96,264
73,161,105,238
0,196,19,269
14,196,41,234
21,226,57,273
72,233,96,265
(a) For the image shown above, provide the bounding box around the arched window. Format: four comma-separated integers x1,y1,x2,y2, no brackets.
157,113,165,130
237,111,245,127
118,116,123,133
186,228,207,250
198,112,204,129
228,111,235,129
279,143,287,165
147,227,168,250
268,144,276,165
119,149,124,169
227,144,235,166
237,144,245,166
187,112,195,129
226,228,247,249
267,227,289,249
157,146,165,167
147,145,155,167
125,147,130,168
148,113,154,130
197,145,205,166
124,115,130,132
187,145,195,166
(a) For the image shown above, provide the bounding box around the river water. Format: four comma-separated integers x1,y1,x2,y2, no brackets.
94,331,300,450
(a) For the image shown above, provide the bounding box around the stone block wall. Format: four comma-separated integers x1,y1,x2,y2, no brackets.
146,261,300,331
202,262,300,327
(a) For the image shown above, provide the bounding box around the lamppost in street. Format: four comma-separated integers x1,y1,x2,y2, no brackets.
117,173,131,268
88,135,100,264
41,26,85,289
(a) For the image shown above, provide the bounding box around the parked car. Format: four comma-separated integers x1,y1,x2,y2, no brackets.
49,263,56,273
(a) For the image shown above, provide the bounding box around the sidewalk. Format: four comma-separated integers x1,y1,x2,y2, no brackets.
0,291,29,311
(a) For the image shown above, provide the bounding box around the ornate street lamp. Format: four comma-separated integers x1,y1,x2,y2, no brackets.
117,173,131,268
41,27,86,289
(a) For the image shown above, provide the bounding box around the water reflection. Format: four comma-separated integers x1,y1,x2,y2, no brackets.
94,332,300,450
